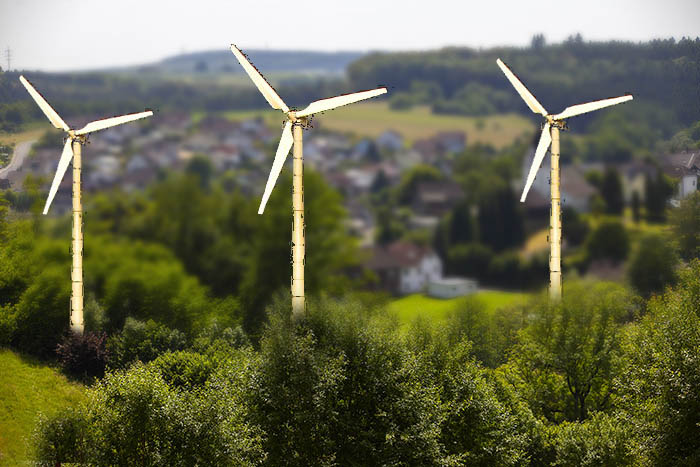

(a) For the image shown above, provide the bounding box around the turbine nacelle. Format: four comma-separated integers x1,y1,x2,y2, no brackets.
230,44,387,214
19,75,153,214
496,58,632,202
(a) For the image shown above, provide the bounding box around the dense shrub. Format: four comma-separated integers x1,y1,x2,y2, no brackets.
55,331,109,379
550,412,634,466
618,260,700,465
251,297,444,466
585,220,629,263
151,350,215,389
106,318,186,369
627,233,678,297
34,361,265,466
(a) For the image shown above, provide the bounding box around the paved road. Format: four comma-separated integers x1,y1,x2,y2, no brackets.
0,139,37,178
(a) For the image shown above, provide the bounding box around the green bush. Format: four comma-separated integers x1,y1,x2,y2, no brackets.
34,362,265,466
107,318,186,369
585,220,629,263
152,350,215,389
627,233,678,298
618,260,700,465
251,297,444,466
551,412,634,466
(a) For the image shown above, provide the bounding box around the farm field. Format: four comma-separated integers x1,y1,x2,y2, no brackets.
213,103,534,148
388,290,530,327
0,350,85,465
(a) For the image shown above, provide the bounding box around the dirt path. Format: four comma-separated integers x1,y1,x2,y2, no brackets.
0,139,37,178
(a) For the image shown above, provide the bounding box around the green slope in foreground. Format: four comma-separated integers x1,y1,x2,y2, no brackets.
0,349,85,465
389,290,529,326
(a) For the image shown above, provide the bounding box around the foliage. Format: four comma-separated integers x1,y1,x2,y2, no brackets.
550,412,634,466
585,220,629,263
508,281,633,422
395,164,443,205
562,207,589,247
671,190,700,260
617,261,700,466
627,233,678,298
251,297,444,466
55,331,109,380
600,166,624,215
447,242,493,277
477,184,525,252
106,318,187,369
34,361,265,466
407,323,543,465
644,168,675,222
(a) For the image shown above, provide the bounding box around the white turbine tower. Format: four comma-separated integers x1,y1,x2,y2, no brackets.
20,75,153,334
496,59,632,301
230,45,387,316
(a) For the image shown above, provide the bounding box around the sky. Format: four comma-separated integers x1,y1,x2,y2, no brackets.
1,0,699,72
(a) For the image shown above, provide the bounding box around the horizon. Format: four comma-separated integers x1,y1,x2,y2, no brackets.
1,0,699,72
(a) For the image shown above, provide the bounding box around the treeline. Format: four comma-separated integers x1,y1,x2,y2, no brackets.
0,70,349,131
348,36,700,127
31,263,700,465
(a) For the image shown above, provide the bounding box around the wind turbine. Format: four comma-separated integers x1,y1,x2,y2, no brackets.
230,45,387,316
496,59,632,301
19,75,153,334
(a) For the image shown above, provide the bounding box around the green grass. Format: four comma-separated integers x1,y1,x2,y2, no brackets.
202,103,534,149
388,290,529,327
0,349,85,465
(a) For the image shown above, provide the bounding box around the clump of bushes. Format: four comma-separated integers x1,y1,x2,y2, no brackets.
55,331,109,380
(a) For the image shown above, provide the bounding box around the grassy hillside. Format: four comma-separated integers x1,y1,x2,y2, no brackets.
388,290,529,326
0,349,85,465
218,103,533,148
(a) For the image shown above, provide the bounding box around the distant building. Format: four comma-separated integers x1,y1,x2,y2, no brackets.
522,148,596,212
411,181,464,217
663,152,699,204
428,277,478,299
376,130,404,152
364,241,442,295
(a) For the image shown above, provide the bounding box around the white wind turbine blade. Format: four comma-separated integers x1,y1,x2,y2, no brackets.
551,95,633,120
521,123,552,202
43,138,74,214
295,88,387,118
259,121,294,214
496,59,548,116
75,110,153,135
230,45,289,113
19,75,69,131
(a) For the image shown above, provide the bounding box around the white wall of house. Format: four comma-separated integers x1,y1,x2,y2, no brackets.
680,174,698,199
428,278,478,299
399,254,442,294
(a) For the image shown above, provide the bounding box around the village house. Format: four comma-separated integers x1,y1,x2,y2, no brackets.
663,152,699,205
376,130,404,152
411,181,464,217
364,241,443,295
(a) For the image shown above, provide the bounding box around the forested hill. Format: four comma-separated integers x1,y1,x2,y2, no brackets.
154,49,365,74
348,37,700,127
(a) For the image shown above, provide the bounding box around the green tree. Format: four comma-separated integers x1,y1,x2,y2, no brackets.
395,164,443,205
252,297,444,466
618,261,700,465
631,191,641,223
477,184,525,251
239,170,357,333
510,281,633,422
600,166,624,215
644,168,674,222
585,220,629,263
627,233,678,298
671,191,700,260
